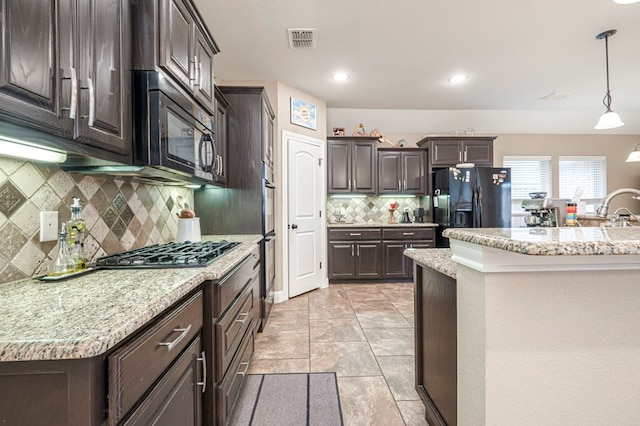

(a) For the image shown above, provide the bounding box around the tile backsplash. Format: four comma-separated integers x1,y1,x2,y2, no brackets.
0,157,193,285
326,196,429,223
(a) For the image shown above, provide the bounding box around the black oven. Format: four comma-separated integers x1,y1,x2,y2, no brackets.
132,71,216,182
261,162,276,330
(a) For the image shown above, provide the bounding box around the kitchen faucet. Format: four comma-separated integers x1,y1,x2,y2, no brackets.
595,188,640,218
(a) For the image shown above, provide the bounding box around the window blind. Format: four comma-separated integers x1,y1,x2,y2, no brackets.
503,156,552,198
558,156,606,200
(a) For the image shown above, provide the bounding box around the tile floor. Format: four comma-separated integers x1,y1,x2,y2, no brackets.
246,282,428,426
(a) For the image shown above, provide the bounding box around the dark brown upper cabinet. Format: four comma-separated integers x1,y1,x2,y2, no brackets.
377,149,426,195
213,87,229,185
418,136,495,167
327,137,377,194
0,0,132,162
134,0,219,115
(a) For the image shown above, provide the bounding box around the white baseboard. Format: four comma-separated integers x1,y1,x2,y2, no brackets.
273,290,287,304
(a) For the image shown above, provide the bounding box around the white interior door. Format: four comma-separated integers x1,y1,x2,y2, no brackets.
288,135,324,298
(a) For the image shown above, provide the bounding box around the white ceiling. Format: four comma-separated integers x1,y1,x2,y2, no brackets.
194,0,640,134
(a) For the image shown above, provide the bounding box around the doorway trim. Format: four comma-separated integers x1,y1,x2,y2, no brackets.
277,130,327,303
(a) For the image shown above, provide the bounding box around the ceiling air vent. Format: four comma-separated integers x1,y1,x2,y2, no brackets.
288,28,317,49
540,91,571,101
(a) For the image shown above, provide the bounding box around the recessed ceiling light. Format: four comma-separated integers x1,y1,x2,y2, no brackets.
448,74,468,84
614,0,640,4
331,72,350,82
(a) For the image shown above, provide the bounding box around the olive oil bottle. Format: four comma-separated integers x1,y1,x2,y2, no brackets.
66,196,86,271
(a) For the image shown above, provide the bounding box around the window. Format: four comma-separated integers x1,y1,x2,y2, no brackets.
503,156,552,226
559,156,606,213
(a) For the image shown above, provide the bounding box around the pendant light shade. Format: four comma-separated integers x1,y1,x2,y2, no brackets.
626,143,640,162
594,29,624,130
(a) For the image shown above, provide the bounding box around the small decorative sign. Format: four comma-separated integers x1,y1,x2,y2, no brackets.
291,98,317,130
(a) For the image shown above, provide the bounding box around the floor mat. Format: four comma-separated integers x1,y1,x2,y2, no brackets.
229,372,344,426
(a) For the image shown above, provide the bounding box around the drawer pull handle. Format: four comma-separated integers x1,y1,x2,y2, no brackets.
402,232,415,236
237,361,250,377
235,312,250,324
349,233,362,236
158,324,192,351
197,350,207,393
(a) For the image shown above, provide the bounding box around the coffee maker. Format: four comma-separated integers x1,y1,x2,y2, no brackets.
521,196,567,227
413,208,426,223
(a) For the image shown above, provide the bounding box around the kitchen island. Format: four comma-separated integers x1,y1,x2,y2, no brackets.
405,227,640,426
0,234,262,425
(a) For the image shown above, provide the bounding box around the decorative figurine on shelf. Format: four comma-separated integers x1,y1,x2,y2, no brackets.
352,123,367,136
388,202,398,224
332,127,345,136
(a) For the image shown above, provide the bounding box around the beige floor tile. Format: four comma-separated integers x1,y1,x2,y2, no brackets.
253,330,309,359
364,327,414,356
310,341,380,377
349,298,399,312
309,300,356,320
396,400,429,426
390,300,414,317
380,288,415,304
266,309,309,331
404,315,415,327
310,318,367,343
248,358,310,374
337,376,406,426
376,355,419,401
273,294,309,311
356,309,412,329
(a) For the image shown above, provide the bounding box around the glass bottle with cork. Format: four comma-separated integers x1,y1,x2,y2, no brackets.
66,196,86,270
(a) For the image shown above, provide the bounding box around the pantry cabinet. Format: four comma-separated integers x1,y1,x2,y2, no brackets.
327,137,378,194
0,0,132,161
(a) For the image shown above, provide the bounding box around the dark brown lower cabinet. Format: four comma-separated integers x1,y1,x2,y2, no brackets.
123,337,203,425
414,263,457,426
327,241,382,280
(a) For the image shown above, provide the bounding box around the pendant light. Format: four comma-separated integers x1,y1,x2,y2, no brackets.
594,29,624,130
625,143,640,162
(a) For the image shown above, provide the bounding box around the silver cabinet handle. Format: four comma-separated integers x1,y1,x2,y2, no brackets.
158,324,192,351
398,180,401,190
234,311,250,324
464,148,468,162
219,155,223,175
357,245,360,256
69,67,77,119
237,361,250,377
459,150,462,162
402,232,415,236
404,180,407,190
353,178,357,190
349,233,362,236
87,77,95,126
347,179,351,191
197,350,207,393
351,244,354,257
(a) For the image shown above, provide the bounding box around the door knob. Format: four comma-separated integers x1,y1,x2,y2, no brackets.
291,224,298,229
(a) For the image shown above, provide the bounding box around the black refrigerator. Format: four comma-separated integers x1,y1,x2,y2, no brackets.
433,167,511,247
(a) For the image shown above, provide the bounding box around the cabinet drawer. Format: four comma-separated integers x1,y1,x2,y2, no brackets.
209,247,260,317
215,280,256,381
329,228,381,241
108,291,203,424
218,325,255,426
383,228,434,240
123,336,203,425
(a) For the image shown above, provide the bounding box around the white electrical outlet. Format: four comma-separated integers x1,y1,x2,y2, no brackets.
40,211,59,242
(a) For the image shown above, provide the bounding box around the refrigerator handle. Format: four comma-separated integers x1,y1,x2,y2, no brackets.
473,187,481,227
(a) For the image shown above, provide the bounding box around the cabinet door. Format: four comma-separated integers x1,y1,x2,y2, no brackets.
160,0,193,91
355,242,382,278
0,0,74,136
213,89,228,184
402,152,426,194
76,0,131,155
352,140,376,193
430,141,463,166
193,28,215,112
123,337,203,426
327,140,352,193
404,240,433,278
383,242,409,278
262,96,275,168
378,151,401,193
462,140,493,165
328,242,355,279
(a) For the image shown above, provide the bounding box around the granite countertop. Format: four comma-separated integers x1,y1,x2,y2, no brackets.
404,248,455,279
0,234,262,363
443,227,640,256
327,221,438,228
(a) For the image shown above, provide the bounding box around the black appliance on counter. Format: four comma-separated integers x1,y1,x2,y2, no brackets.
96,241,239,268
62,71,218,185
433,166,511,247
195,86,276,332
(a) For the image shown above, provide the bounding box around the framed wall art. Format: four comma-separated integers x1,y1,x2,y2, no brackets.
290,97,317,130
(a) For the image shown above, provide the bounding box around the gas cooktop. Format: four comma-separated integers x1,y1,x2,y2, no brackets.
96,240,240,269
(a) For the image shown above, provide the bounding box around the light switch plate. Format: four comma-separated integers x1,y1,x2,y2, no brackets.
40,211,59,242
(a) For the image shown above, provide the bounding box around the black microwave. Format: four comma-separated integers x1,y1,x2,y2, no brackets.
131,71,216,183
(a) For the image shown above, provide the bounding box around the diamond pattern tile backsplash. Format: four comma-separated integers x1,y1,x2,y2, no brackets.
0,157,194,285
326,196,429,223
